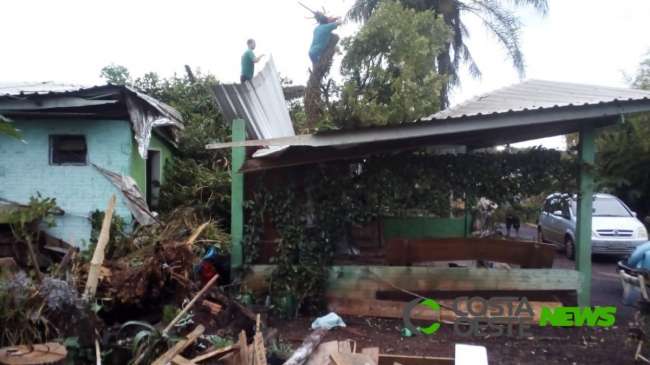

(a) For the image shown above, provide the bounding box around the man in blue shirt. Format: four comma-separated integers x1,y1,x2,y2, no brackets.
308,14,342,67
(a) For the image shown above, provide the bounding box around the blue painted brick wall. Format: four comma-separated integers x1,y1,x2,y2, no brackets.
0,119,133,248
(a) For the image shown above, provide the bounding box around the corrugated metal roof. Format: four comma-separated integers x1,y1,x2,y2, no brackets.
205,78,650,153
0,81,95,95
208,55,295,157
423,79,650,121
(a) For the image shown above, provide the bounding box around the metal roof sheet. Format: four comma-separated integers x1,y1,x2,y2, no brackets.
208,55,295,156
205,78,650,153
423,79,650,121
0,81,95,95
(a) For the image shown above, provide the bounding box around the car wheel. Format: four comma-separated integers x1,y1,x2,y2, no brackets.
565,236,576,261
537,227,548,243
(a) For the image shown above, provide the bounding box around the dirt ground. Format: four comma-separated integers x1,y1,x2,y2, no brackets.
273,315,634,365
270,249,640,364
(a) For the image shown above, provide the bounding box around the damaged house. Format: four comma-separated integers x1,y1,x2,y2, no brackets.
0,81,183,246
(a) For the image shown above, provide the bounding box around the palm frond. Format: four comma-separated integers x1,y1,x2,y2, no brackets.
501,0,549,17
346,0,381,23
463,0,526,79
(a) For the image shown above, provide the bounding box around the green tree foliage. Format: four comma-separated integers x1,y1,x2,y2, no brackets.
336,0,453,127
595,54,650,222
346,0,548,109
99,64,232,226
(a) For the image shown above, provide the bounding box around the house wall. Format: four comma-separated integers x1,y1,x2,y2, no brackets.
130,130,174,200
0,119,133,247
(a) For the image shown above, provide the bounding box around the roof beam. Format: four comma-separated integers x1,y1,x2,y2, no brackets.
237,117,618,173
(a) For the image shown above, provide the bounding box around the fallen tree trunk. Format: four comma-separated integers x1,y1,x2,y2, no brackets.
284,327,328,365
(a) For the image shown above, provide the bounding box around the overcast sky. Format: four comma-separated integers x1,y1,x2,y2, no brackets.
3,0,649,150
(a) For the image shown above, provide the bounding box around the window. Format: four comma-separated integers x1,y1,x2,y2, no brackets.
50,135,87,165
571,197,632,218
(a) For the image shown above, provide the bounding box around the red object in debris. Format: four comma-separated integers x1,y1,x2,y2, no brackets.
198,260,217,286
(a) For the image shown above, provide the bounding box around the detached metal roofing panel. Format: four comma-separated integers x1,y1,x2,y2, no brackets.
423,79,650,121
208,55,295,155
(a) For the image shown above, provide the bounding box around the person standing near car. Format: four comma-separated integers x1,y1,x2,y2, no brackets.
505,195,522,239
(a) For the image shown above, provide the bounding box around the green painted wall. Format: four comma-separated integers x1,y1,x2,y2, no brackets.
130,129,175,198
381,217,467,239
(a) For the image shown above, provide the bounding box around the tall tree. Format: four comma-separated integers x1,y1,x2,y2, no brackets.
346,0,548,109
335,0,453,127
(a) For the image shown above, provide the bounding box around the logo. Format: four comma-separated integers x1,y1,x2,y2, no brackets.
402,298,441,335
613,230,620,236
403,296,617,338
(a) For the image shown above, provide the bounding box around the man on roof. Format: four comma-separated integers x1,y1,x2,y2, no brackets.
308,13,342,67
241,39,265,83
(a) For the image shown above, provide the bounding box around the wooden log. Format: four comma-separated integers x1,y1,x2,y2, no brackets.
385,238,556,268
0,343,67,365
85,194,116,297
284,327,328,365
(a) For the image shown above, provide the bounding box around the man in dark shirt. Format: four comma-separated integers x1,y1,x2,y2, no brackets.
241,39,265,83
308,14,342,67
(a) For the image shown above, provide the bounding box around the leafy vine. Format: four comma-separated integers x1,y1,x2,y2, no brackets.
239,147,584,314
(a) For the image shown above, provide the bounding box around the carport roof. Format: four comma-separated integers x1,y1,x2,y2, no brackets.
205,79,650,172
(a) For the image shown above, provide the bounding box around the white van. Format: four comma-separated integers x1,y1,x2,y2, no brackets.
537,193,648,260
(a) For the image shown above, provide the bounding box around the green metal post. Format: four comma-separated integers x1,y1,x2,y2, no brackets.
465,147,475,237
575,123,595,307
231,119,246,275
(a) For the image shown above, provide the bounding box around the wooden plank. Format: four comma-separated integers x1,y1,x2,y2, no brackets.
361,348,379,363
385,238,556,268
190,345,240,363
327,297,440,321
171,355,194,365
331,352,376,365
246,266,582,298
338,341,352,354
253,332,267,365
238,330,249,365
377,354,454,365
151,325,205,365
327,297,561,325
305,341,339,365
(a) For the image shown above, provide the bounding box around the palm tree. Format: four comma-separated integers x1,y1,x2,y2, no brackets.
346,0,548,109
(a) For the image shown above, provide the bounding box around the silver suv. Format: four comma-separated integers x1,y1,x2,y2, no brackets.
537,193,648,260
